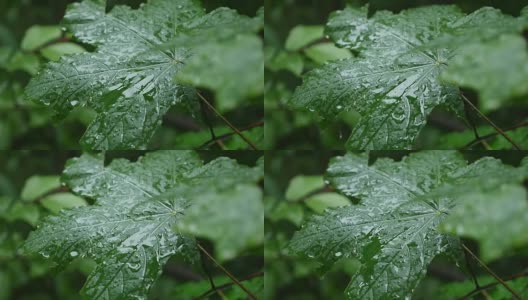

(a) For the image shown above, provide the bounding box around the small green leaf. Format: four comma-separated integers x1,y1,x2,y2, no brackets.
40,193,88,214
21,175,60,202
285,175,325,201
285,25,324,51
21,25,62,51
305,192,351,213
40,42,85,61
304,43,351,64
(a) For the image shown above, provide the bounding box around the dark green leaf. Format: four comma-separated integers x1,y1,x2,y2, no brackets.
25,0,262,149
289,6,528,149
289,151,528,299
23,151,262,300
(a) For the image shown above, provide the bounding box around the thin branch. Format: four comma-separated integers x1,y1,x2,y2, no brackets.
196,243,257,300
461,121,528,149
463,245,480,290
460,94,522,150
195,271,264,300
462,96,489,149
199,246,217,297
195,91,259,150
461,244,522,300
197,121,264,149
198,96,223,149
458,270,528,300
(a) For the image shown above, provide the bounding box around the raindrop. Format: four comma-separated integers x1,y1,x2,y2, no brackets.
127,262,142,272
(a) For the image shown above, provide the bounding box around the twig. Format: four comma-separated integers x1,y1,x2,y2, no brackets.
198,95,224,149
463,245,480,291
460,94,522,150
461,121,528,149
194,271,264,300
458,270,528,300
197,121,264,149
196,243,257,300
461,244,522,300
462,95,488,149
195,91,259,150
199,245,217,297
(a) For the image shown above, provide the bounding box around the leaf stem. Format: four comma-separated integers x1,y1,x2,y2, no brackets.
196,243,258,300
461,244,522,300
195,91,259,150
460,94,522,150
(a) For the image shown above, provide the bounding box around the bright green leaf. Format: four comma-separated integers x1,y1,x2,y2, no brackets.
305,192,350,213
285,175,325,201
285,25,324,51
40,42,85,61
40,192,88,214
304,43,351,64
21,175,60,202
21,25,62,51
